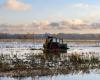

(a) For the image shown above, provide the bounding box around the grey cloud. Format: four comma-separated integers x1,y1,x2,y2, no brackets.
90,23,100,29
49,22,60,27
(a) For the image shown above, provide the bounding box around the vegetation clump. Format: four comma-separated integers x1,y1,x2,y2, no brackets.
0,53,100,76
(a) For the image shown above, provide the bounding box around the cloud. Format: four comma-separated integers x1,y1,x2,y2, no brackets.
0,19,100,34
71,3,99,9
73,3,89,8
47,19,100,31
62,19,85,25
1,0,32,10
49,22,60,27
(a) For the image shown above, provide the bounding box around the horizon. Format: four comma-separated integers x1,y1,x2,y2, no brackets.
0,0,100,34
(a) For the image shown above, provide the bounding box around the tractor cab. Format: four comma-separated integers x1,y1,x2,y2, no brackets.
43,36,69,54
46,36,60,43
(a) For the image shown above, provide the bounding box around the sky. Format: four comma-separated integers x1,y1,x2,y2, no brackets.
0,0,100,34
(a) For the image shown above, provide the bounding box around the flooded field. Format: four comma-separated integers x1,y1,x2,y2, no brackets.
1,72,100,80
0,40,100,80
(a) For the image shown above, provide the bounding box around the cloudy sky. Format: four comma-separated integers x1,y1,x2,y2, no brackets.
0,0,100,34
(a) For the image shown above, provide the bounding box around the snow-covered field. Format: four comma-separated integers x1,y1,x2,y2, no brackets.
0,42,44,59
0,41,100,58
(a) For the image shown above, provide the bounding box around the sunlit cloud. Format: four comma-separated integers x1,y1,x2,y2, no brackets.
1,0,32,10
62,19,85,25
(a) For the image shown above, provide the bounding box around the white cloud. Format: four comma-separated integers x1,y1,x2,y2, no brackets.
73,3,89,8
71,3,100,9
2,0,32,10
